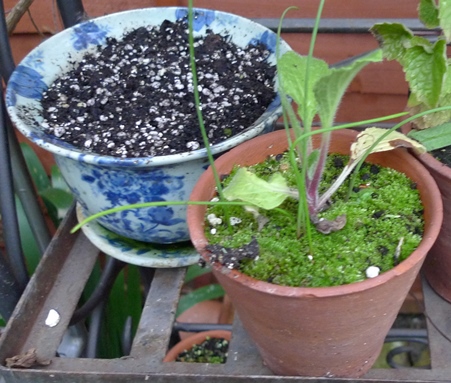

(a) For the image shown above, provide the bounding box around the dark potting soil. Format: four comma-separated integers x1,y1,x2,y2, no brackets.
430,146,451,167
41,19,276,158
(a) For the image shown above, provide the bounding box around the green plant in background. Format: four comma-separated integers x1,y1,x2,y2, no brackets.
18,143,73,273
176,264,224,317
82,261,142,359
371,0,451,151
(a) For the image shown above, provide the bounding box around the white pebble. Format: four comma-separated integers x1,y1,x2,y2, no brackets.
207,213,222,227
230,217,242,226
307,255,313,261
365,266,380,278
45,309,60,327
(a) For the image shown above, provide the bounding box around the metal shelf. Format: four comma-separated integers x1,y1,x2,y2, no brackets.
0,207,450,383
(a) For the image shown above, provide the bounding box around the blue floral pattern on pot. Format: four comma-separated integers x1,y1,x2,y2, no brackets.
71,21,111,50
6,7,291,247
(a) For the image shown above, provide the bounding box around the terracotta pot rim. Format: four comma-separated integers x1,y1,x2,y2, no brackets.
188,129,443,299
417,151,451,175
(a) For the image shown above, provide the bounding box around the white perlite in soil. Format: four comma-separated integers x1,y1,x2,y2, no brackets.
41,19,276,158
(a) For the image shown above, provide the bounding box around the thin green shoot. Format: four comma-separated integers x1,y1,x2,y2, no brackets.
187,1,226,204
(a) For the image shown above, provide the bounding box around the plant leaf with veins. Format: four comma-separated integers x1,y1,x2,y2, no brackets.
223,168,298,210
419,0,439,28
314,49,383,128
439,0,451,42
278,51,329,128
371,23,447,109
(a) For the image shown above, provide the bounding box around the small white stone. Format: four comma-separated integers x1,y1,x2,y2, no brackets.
307,255,313,261
207,213,222,227
210,228,217,235
45,309,60,327
230,217,242,226
365,266,380,279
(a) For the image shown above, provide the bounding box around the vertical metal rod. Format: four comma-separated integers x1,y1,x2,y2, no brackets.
0,86,28,290
0,0,52,258
0,1,14,81
0,249,22,321
56,0,86,28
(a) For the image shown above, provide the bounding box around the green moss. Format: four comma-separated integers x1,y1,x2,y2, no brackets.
206,154,424,288
175,337,229,363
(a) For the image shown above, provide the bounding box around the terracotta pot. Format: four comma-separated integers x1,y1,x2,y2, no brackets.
400,125,451,303
187,129,442,377
408,151,451,302
163,330,232,362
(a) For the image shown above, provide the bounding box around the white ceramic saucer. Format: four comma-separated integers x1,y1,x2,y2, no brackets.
76,204,200,267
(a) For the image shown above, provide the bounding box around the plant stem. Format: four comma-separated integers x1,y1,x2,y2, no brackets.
187,1,225,203
71,200,250,233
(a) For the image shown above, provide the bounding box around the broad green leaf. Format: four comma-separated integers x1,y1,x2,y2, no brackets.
370,23,414,61
20,142,50,193
350,127,426,164
50,165,71,192
372,22,447,108
15,196,40,274
40,188,74,223
408,64,451,129
410,91,451,129
314,49,382,127
278,51,329,127
439,0,451,42
402,39,447,108
408,121,451,150
176,284,225,317
223,168,296,210
419,0,439,28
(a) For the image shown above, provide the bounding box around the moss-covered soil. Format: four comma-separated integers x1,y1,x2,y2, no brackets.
205,153,424,287
176,337,229,363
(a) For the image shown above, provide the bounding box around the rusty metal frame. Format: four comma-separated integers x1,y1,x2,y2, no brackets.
0,207,450,383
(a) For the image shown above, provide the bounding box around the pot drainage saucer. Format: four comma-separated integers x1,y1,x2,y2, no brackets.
76,204,200,267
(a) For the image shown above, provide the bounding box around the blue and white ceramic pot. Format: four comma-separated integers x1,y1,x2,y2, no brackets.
6,7,290,244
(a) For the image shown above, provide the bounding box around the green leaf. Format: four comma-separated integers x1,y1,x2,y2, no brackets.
372,22,447,108
50,165,71,192
419,0,439,28
278,51,329,127
403,39,447,108
223,168,296,210
176,284,225,317
408,121,451,150
184,264,212,283
20,143,50,193
370,23,414,61
439,0,451,42
40,188,74,223
314,49,382,127
15,196,41,274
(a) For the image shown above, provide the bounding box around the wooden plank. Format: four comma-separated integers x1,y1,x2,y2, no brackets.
0,208,99,362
